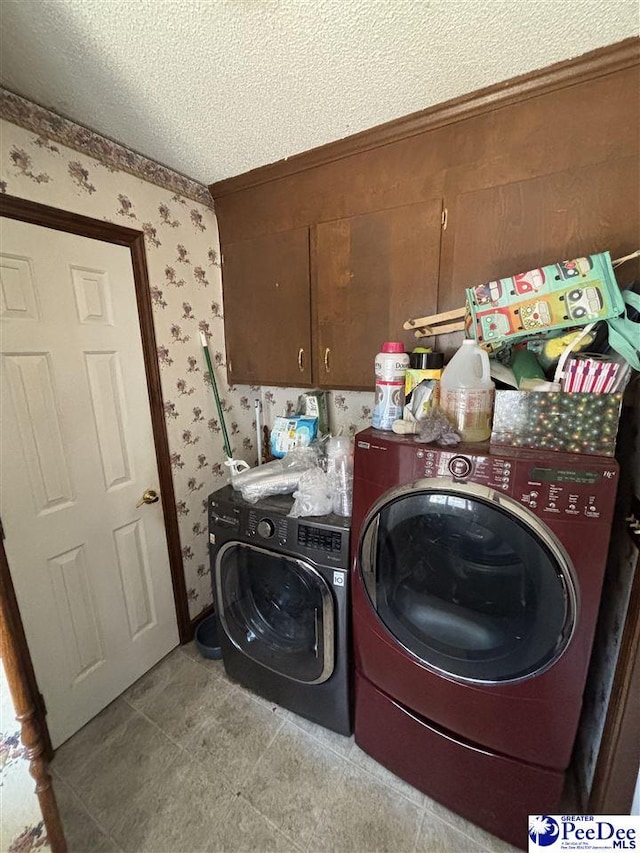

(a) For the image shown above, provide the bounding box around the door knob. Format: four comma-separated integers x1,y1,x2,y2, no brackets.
136,489,159,508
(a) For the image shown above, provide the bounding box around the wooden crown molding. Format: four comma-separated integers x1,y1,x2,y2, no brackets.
209,37,640,199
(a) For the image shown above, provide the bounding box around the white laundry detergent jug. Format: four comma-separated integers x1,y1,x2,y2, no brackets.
440,339,495,442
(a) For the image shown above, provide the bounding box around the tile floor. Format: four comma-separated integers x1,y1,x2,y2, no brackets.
51,643,520,853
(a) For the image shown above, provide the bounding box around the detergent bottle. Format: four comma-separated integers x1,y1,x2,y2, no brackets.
440,339,494,442
372,342,410,431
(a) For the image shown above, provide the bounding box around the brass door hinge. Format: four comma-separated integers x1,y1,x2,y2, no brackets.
441,208,448,230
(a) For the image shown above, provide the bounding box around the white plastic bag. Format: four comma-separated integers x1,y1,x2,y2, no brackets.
289,469,334,518
234,447,319,503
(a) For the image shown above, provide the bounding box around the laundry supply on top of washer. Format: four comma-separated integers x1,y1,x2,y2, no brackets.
296,390,330,436
439,340,495,443
372,342,410,430
405,351,443,407
230,408,355,516
270,415,318,457
289,436,354,517
231,445,319,503
372,339,493,444
326,436,354,517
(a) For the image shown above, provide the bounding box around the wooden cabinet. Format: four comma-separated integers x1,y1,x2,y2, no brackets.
439,156,640,319
314,200,442,389
222,227,312,386
213,43,639,388
222,203,442,390
221,154,640,384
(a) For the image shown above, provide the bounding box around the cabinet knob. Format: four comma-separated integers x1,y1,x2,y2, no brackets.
298,348,305,372
324,347,331,373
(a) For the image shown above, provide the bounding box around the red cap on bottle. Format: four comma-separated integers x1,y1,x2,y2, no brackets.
381,342,405,353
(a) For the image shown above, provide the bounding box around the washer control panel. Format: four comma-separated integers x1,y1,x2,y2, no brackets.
412,446,617,523
256,518,275,539
247,510,288,543
209,487,351,568
416,448,513,491
298,524,344,554
519,464,617,521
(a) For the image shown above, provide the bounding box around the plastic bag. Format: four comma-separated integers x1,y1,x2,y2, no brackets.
234,446,319,503
606,289,640,371
289,468,334,518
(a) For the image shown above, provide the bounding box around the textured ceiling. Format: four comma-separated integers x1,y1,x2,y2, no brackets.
1,0,638,185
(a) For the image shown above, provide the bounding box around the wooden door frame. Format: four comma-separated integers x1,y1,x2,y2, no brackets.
1,540,67,851
0,194,191,721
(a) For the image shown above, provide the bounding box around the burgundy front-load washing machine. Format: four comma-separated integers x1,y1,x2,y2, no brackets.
351,428,618,849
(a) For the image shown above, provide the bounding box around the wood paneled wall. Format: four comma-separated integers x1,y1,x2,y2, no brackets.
211,38,639,367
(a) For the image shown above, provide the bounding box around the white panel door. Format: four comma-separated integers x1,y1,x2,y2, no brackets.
0,219,179,748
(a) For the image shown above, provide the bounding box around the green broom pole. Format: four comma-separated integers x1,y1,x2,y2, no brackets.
200,331,232,459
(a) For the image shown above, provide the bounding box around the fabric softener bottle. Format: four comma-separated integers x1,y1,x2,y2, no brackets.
372,342,410,431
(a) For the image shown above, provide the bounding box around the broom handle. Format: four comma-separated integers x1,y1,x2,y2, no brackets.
200,332,232,459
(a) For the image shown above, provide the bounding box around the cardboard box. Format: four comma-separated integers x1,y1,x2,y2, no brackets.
490,391,622,456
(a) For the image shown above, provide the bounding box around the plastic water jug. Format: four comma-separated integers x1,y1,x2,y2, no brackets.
440,339,495,442
372,343,410,431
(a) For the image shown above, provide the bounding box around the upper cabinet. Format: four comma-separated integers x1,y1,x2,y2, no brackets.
212,42,639,390
222,202,442,390
222,227,312,386
314,200,442,389
438,157,640,316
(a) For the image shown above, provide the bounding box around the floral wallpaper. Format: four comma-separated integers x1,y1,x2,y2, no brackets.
0,93,374,619
1,656,50,852
0,89,211,207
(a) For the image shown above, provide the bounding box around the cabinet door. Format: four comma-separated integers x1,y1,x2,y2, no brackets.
222,228,312,386
315,199,442,390
438,156,640,319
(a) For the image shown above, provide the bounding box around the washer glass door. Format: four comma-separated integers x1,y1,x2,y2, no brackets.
359,482,577,684
216,542,334,684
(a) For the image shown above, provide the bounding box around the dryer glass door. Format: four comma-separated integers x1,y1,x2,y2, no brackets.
359,483,576,684
216,543,334,684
